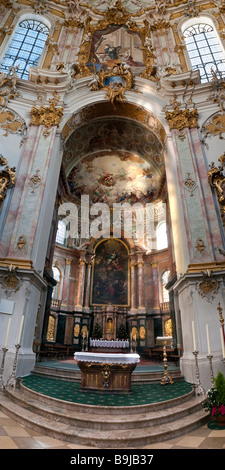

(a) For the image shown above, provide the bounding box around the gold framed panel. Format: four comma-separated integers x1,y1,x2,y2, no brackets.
90,237,130,307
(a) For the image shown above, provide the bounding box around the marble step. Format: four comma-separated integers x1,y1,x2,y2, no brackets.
32,364,183,384
4,385,205,431
19,379,195,415
0,390,208,448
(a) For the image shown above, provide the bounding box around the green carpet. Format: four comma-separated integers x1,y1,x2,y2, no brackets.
21,375,193,407
207,419,225,430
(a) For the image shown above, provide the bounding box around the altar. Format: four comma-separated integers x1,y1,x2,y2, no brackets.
90,339,129,349
74,352,140,392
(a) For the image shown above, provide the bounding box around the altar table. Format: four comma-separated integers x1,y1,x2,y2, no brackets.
90,339,129,348
74,352,140,392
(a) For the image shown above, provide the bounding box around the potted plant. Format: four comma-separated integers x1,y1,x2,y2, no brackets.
203,371,225,426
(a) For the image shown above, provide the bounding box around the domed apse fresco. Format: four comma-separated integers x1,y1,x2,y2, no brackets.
64,117,165,205
67,151,161,205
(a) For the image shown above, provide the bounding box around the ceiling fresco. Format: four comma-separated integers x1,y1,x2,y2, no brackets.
81,0,155,13
63,118,164,172
67,150,161,205
63,117,165,205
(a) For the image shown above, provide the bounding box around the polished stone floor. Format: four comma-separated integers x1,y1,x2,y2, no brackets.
0,410,224,449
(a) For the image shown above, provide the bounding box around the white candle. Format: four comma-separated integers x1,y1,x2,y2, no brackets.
192,321,197,351
220,327,225,358
5,317,11,347
17,315,24,344
206,324,211,355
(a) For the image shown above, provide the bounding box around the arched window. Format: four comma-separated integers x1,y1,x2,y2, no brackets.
56,220,66,245
156,222,168,250
52,266,61,300
0,19,49,80
162,270,170,303
183,22,225,83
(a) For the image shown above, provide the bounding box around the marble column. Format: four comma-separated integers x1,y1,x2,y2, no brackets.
130,260,137,311
84,262,92,309
75,258,86,310
137,254,146,312
61,258,72,307
151,262,159,311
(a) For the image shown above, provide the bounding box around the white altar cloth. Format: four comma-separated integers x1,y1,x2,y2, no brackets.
74,352,140,364
90,339,129,348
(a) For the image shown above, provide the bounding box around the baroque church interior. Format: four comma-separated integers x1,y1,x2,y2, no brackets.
0,0,225,451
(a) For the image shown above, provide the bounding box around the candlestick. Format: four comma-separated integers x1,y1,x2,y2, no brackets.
206,324,211,355
192,321,197,351
5,317,11,348
17,316,24,344
192,350,205,396
6,344,21,389
207,355,215,388
130,333,133,353
161,345,174,385
0,348,8,391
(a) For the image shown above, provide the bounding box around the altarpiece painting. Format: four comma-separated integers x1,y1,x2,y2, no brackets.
91,238,129,306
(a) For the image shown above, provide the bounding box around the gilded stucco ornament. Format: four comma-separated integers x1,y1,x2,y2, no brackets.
0,266,22,297
89,61,137,107
70,1,160,84
183,172,197,196
0,155,16,209
0,67,27,143
197,271,219,302
208,154,225,226
30,92,63,136
201,72,225,143
165,95,199,138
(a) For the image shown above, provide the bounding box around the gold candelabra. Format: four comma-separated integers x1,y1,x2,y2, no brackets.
161,346,174,385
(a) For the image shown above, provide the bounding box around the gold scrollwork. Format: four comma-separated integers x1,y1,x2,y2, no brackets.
17,235,27,251
30,92,63,137
140,326,146,340
201,71,225,142
0,66,27,143
0,155,16,208
165,95,199,138
208,156,225,226
195,238,205,253
74,323,80,337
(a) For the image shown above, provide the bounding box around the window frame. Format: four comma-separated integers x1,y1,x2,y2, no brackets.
161,270,170,304
0,12,52,79
55,219,67,246
181,16,225,82
52,265,62,300
156,221,168,251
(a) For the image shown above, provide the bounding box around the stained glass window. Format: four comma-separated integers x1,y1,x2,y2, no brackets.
183,23,225,82
0,19,49,80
